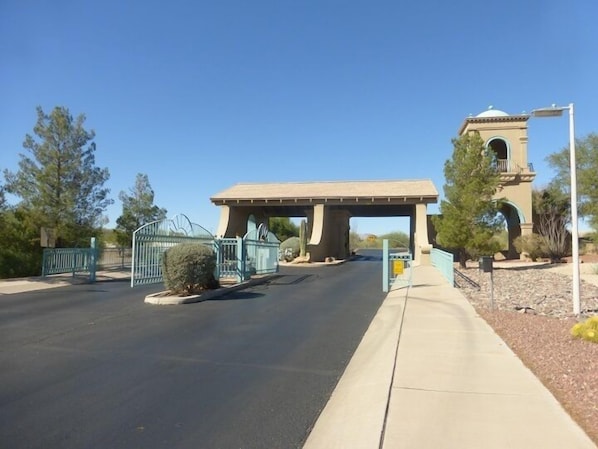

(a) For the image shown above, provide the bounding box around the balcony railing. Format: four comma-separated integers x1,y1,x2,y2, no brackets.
496,159,534,174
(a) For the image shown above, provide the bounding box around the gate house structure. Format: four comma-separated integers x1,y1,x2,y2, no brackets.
211,180,438,265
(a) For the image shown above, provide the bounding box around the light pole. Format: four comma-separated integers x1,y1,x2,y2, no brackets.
530,103,580,316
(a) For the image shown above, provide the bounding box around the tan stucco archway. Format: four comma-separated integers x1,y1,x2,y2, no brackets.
210,180,438,265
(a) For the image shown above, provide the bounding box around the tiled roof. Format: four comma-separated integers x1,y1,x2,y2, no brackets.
211,180,438,202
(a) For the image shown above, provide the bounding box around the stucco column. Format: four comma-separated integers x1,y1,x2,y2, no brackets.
216,205,244,237
413,203,432,266
307,205,351,262
520,222,533,236
216,206,268,238
518,222,534,260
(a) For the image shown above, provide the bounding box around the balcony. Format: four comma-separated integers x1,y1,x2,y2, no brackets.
496,159,535,183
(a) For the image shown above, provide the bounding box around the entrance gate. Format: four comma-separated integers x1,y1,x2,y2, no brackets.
244,225,280,276
131,214,213,287
382,239,412,292
131,215,280,287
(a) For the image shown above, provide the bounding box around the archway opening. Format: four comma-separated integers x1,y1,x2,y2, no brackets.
487,138,509,172
498,202,523,259
349,217,411,251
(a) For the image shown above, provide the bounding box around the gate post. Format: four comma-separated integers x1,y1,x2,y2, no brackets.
214,239,221,280
383,239,389,293
89,237,97,283
236,237,246,283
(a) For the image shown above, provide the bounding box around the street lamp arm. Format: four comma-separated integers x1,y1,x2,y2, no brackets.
530,103,571,117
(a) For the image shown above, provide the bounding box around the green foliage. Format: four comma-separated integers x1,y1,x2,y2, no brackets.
268,217,299,242
0,183,5,210
101,228,119,246
161,243,218,295
115,173,167,247
547,133,598,230
349,231,363,250
349,231,410,250
571,316,598,343
433,131,504,266
0,206,43,278
380,231,409,249
532,186,570,261
513,234,548,261
492,229,509,251
299,219,307,257
3,106,112,248
280,237,300,261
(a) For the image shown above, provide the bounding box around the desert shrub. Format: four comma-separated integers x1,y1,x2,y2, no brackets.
571,316,598,343
161,243,218,295
513,233,548,261
280,237,300,261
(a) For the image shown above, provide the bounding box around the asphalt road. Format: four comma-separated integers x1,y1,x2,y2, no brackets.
0,252,386,449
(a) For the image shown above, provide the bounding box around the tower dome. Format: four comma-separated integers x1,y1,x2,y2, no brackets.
475,106,509,118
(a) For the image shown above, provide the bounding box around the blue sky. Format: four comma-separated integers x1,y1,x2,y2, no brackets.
1,0,596,236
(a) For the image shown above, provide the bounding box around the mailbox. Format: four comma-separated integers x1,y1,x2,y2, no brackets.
479,256,493,273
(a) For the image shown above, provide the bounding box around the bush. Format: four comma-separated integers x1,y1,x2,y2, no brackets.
280,237,300,261
571,316,598,343
161,243,218,295
513,233,548,261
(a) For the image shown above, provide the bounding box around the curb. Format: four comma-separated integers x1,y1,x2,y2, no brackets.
144,274,275,305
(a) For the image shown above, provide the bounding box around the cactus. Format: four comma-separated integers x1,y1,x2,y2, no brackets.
299,219,307,258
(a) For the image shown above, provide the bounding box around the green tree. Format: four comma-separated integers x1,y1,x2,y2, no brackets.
0,204,43,278
349,231,364,250
432,131,504,267
0,182,5,210
0,178,39,277
380,231,410,249
532,186,570,261
3,106,112,247
268,217,299,242
546,133,598,231
115,173,167,247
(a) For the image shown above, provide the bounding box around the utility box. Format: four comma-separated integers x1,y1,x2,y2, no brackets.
479,256,493,273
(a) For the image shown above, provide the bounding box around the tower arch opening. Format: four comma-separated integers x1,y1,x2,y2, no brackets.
487,137,509,172
498,201,524,259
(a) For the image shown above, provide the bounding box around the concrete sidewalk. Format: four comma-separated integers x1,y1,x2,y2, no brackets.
304,265,597,449
0,269,131,295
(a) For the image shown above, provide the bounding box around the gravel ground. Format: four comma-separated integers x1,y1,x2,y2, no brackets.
456,261,598,445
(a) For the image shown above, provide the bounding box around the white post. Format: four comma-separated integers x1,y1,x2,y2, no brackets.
383,239,389,293
530,103,581,316
568,103,581,316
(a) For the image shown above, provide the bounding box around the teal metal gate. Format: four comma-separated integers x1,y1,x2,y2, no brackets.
131,214,214,287
382,239,412,292
42,238,98,282
131,216,280,288
243,225,280,276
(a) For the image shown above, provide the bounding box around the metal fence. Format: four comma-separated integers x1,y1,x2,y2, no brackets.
131,215,214,287
382,239,412,292
431,247,454,286
215,238,244,281
244,227,280,276
131,214,280,288
97,247,132,269
42,247,97,278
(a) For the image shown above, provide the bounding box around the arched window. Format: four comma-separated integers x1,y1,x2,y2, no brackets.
487,138,509,172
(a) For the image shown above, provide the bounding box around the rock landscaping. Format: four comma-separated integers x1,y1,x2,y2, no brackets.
457,260,598,445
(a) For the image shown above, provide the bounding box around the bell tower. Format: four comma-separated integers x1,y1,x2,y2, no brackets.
459,106,535,258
